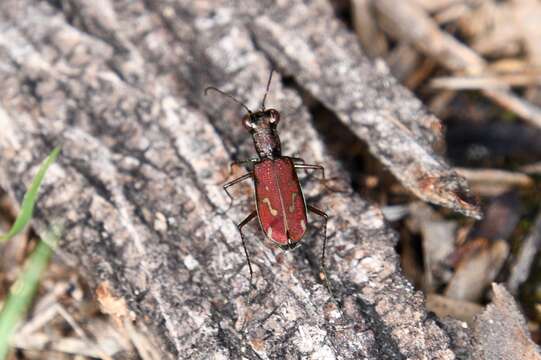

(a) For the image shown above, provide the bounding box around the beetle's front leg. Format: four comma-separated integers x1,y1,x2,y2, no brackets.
290,157,305,164
223,173,253,209
237,210,257,285
294,163,326,181
222,159,257,210
228,158,258,176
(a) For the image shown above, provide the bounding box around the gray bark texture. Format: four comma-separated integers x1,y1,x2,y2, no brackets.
0,0,527,359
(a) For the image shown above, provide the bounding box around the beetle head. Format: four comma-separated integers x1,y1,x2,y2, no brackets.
242,108,282,159
242,109,280,130
204,70,282,159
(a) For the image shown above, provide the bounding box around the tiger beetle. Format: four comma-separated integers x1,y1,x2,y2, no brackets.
205,71,331,287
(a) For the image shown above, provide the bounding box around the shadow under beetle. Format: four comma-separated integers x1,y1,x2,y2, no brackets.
205,71,331,286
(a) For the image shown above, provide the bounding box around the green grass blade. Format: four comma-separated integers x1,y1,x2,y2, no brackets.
0,147,60,242
0,225,60,359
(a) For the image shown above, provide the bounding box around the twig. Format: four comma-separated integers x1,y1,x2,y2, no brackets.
124,320,162,360
507,212,541,295
521,162,541,174
386,43,421,81
444,239,509,302
12,334,114,358
374,0,541,128
430,73,541,90
454,168,533,187
411,0,465,13
426,294,483,325
351,0,388,58
433,3,470,24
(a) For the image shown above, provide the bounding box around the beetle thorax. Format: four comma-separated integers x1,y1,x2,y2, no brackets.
252,124,282,159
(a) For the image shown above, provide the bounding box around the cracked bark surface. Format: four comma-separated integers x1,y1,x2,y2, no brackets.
0,0,489,359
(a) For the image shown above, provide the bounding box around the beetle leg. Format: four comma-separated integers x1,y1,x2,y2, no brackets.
223,173,252,209
307,204,328,271
229,158,258,176
295,164,347,193
237,210,257,285
294,163,326,179
307,205,332,295
289,157,305,164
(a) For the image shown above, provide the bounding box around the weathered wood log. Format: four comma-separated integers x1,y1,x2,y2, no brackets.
472,284,541,360
0,0,532,359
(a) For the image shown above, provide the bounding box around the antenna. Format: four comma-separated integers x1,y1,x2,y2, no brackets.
260,70,274,110
204,86,253,114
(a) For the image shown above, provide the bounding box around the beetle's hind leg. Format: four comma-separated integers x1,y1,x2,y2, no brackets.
237,210,257,286
307,205,333,295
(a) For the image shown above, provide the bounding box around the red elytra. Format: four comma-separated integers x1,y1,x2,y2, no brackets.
205,70,330,284
254,158,307,246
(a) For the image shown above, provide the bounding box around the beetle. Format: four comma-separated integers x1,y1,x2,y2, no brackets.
205,71,330,284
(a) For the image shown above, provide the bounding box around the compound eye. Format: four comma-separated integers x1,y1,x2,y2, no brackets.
242,114,256,130
268,109,280,124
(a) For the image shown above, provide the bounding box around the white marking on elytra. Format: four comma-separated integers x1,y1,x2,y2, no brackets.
267,226,273,241
262,197,278,216
289,192,298,213
300,219,306,232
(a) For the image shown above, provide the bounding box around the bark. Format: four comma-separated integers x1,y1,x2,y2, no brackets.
0,0,500,359
472,284,541,360
507,211,541,294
